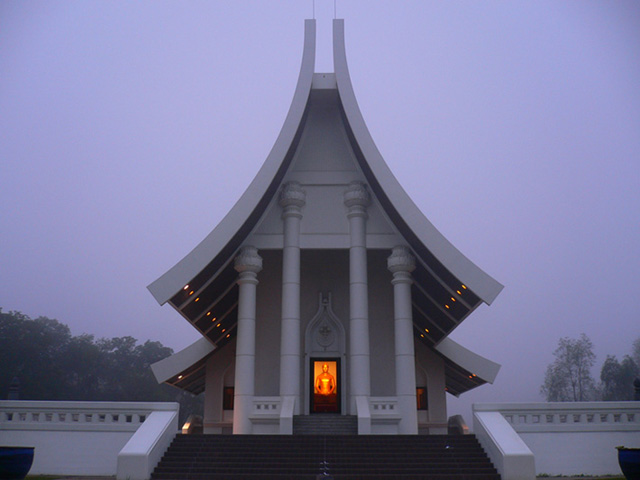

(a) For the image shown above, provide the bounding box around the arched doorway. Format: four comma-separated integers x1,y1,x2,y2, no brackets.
304,293,346,414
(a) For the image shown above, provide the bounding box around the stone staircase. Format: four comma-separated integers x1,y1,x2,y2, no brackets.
293,414,358,435
151,434,501,480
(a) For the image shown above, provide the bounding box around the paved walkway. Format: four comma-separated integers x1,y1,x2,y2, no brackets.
47,477,115,480
37,474,628,480
538,478,624,480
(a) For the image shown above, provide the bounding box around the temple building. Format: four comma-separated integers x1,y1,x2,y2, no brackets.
148,19,503,435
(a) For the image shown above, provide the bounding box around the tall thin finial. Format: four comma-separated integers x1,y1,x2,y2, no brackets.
312,0,336,19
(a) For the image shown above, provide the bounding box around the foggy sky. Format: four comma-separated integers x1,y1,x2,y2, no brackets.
1,1,639,418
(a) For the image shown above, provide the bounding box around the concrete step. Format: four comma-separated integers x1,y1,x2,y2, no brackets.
293,414,358,435
151,434,500,480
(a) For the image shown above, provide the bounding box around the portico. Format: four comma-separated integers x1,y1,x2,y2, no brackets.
148,19,503,435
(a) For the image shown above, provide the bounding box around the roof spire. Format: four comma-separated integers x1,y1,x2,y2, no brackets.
313,0,338,20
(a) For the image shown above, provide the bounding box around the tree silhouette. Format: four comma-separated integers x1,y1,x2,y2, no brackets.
600,355,639,401
0,309,201,423
541,334,596,402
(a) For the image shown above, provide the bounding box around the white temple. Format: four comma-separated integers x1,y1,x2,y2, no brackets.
148,19,502,436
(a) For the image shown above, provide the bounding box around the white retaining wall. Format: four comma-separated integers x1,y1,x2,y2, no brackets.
474,402,640,476
473,410,535,480
0,400,179,477
117,407,179,480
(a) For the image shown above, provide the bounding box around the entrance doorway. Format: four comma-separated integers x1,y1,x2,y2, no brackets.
310,358,340,414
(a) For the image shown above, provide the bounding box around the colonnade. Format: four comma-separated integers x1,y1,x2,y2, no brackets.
232,181,418,434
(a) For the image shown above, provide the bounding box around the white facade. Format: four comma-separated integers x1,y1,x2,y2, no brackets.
149,19,502,435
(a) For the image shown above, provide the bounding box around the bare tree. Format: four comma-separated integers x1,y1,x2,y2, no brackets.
541,334,596,402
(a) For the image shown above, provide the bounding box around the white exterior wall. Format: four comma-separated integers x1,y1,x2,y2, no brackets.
300,249,350,412
254,249,283,397
415,340,447,433
7,429,131,476
203,248,415,420
475,402,640,476
200,247,452,428
0,401,178,477
203,341,235,434
368,250,397,398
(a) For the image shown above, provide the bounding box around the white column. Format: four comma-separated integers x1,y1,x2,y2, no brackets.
344,181,371,413
233,246,262,434
388,245,418,434
278,181,306,414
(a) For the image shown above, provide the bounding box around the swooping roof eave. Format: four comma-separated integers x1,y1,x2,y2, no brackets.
332,19,503,305
147,20,317,305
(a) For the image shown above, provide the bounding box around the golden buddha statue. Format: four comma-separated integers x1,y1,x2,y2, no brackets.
315,363,336,395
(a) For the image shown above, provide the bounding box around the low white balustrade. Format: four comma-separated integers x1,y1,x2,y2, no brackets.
0,400,179,477
481,402,640,432
250,396,281,434
474,402,640,477
368,397,400,434
0,401,151,431
251,397,281,417
369,397,398,415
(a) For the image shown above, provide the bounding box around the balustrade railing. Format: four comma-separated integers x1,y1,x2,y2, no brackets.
369,397,399,417
474,402,640,432
251,397,281,417
0,400,179,478
473,401,640,477
0,400,173,432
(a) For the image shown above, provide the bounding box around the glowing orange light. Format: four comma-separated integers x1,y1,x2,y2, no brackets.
425,328,429,333
216,323,221,328
221,329,226,333
445,304,450,309
211,317,217,322
206,312,211,316
420,334,424,338
462,285,467,289
195,297,200,302
451,297,456,302
456,290,462,295
226,334,230,338
189,290,194,295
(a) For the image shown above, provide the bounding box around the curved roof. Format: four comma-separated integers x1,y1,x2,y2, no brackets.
435,337,501,396
147,19,317,306
148,19,502,396
332,19,503,305
148,19,502,308
151,337,215,386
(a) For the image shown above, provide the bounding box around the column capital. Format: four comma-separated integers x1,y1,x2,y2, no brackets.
387,245,416,274
343,181,370,210
234,246,263,275
279,181,306,216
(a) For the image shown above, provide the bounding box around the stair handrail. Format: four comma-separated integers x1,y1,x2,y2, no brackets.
473,409,535,480
116,404,179,480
